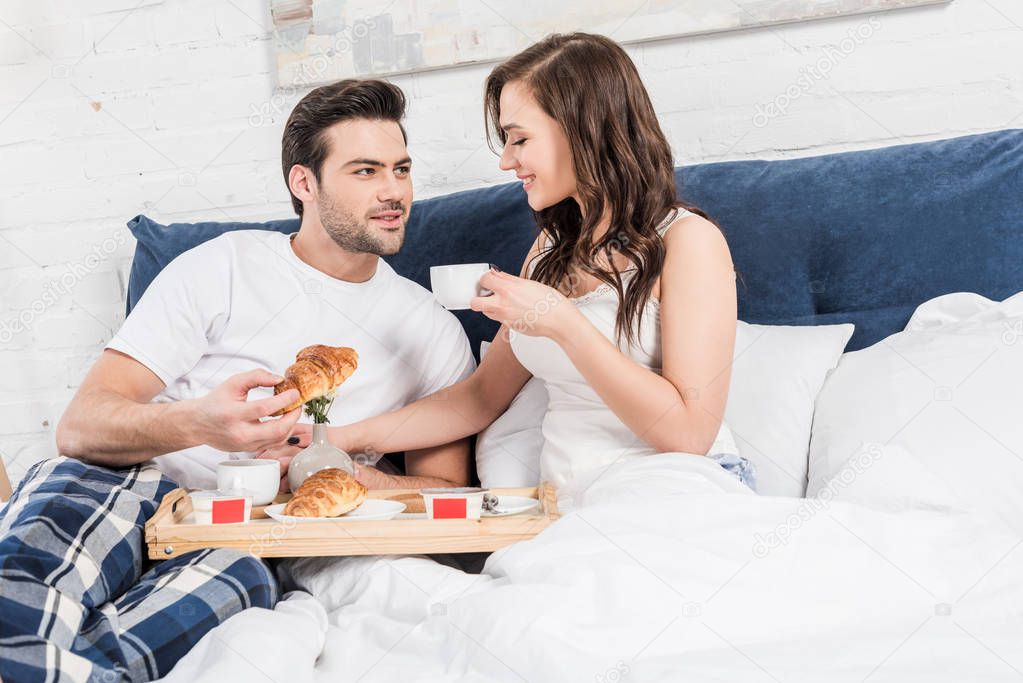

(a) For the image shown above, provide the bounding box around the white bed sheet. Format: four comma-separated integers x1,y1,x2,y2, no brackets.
160,454,1023,682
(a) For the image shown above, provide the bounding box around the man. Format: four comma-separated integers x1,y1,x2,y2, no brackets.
59,78,473,492
0,79,474,682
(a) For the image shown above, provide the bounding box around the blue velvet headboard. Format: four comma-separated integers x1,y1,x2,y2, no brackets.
127,128,1023,358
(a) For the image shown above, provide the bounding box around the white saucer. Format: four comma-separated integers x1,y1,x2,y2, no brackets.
264,499,405,523
481,496,539,517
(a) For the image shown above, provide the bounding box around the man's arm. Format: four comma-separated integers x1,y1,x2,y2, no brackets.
56,349,303,467
352,438,471,490
406,439,471,486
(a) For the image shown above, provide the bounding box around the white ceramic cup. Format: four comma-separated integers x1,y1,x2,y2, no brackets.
190,490,253,525
430,263,495,310
216,460,280,506
420,486,489,519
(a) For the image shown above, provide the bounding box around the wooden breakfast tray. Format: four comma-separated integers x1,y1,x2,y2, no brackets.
145,483,560,559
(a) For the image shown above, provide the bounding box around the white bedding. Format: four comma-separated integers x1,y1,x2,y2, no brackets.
160,455,1023,682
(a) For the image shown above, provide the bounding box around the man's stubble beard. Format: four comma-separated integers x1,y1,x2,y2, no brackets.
318,189,405,257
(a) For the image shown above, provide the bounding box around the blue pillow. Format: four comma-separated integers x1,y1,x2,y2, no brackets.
126,182,538,361
127,128,1023,355
127,214,299,312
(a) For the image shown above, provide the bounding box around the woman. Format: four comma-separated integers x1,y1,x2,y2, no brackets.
332,33,753,497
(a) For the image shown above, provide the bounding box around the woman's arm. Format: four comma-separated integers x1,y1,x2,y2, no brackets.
258,318,534,470
338,334,529,455
473,215,736,455
331,236,545,456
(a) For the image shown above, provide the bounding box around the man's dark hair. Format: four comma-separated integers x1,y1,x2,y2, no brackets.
282,79,407,216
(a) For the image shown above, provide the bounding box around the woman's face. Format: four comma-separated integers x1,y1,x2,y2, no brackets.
497,81,577,211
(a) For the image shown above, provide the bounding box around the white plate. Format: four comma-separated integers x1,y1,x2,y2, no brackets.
263,499,405,523
481,496,539,517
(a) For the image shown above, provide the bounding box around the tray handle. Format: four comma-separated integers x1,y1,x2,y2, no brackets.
538,481,560,520
145,488,189,543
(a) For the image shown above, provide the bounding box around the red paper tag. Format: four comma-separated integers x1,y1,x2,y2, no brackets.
212,498,245,524
433,498,467,519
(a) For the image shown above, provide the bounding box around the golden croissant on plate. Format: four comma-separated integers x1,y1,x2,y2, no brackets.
271,344,358,417
283,467,367,517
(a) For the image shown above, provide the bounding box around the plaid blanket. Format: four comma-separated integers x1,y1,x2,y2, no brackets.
0,457,278,682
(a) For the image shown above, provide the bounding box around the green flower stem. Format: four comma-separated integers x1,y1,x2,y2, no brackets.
303,391,336,424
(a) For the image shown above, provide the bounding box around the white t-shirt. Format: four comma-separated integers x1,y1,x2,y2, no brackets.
106,230,475,489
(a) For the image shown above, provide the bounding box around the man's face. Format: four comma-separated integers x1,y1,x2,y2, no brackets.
311,118,412,256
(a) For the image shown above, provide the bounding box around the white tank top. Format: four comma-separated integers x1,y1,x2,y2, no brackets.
509,208,738,490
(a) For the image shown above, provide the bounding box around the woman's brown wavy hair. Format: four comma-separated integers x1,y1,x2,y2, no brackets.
484,32,726,347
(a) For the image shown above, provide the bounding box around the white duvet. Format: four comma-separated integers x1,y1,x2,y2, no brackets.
161,454,1023,682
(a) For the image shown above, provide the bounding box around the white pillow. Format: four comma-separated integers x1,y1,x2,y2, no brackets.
476,321,853,497
475,341,548,488
807,292,1023,534
724,321,854,497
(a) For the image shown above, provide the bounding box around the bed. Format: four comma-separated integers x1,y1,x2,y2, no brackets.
118,128,1023,681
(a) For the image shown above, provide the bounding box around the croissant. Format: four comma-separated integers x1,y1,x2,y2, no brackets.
283,467,367,517
271,345,358,416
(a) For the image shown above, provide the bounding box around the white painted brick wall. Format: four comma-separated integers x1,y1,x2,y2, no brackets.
0,0,1021,485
